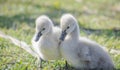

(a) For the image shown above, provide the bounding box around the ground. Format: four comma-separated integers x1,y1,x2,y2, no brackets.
0,0,120,70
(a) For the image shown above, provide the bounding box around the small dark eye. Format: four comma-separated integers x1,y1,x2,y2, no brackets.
67,26,69,29
42,28,45,30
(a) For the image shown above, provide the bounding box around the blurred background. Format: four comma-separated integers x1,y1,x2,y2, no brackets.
0,0,120,70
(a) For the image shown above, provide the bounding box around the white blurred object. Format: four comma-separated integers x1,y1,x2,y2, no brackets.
31,15,62,67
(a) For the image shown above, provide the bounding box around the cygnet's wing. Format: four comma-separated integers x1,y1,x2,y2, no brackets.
77,37,94,61
79,37,111,62
77,43,91,62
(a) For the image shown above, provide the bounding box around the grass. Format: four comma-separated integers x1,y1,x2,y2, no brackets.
0,0,120,70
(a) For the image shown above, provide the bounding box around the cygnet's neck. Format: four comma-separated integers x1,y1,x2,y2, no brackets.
67,24,80,41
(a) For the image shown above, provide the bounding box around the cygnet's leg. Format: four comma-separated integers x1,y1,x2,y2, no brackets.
40,58,43,68
36,57,43,69
65,61,69,70
39,58,43,68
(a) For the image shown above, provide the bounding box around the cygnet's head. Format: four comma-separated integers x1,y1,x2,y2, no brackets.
59,14,78,41
35,15,53,42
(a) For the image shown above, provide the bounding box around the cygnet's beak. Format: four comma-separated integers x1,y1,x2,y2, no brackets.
59,30,67,41
35,31,42,42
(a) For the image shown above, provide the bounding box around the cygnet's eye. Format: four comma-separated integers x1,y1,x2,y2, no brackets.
42,28,45,31
67,26,69,29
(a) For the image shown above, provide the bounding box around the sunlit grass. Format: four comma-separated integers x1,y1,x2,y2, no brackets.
0,0,120,70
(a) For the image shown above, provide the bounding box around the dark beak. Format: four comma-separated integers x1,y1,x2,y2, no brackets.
35,32,42,42
59,30,67,41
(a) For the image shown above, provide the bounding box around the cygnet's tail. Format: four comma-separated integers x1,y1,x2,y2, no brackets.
0,31,37,57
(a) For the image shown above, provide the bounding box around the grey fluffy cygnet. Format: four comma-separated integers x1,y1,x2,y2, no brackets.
59,14,115,70
31,15,61,67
